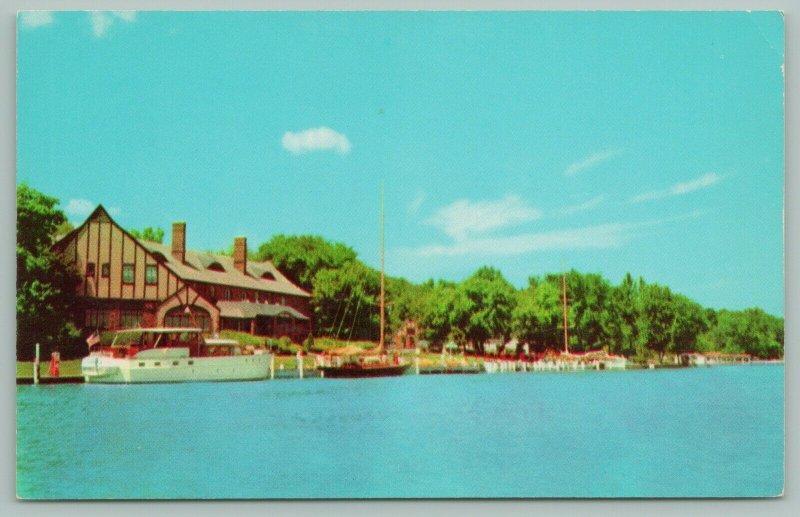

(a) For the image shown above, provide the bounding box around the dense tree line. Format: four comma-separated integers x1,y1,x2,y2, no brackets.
257,235,784,360
16,185,784,361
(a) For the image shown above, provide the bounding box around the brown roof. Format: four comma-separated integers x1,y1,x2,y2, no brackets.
139,240,311,298
217,301,309,320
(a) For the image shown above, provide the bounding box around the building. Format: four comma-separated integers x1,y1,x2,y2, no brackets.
53,205,312,341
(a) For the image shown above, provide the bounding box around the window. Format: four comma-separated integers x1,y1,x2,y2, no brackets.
122,264,135,284
164,306,211,331
85,309,109,329
145,265,157,285
207,262,225,272
209,286,216,298
120,310,143,329
224,288,231,300
101,263,110,277
86,262,96,277
261,271,276,281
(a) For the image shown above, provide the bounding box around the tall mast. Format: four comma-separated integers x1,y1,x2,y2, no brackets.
562,267,569,354
379,184,385,354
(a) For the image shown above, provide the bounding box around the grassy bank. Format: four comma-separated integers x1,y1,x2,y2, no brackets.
16,359,83,379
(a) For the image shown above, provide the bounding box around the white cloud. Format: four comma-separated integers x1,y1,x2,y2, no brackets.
408,190,426,214
281,127,351,155
19,11,54,29
559,195,606,216
409,223,633,257
426,195,543,241
89,11,137,38
404,211,705,258
65,199,95,217
631,173,722,203
564,149,621,176
65,199,120,219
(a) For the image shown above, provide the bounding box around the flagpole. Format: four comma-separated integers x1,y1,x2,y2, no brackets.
379,183,385,355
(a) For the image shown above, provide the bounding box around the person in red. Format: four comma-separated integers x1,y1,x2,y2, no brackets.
48,351,60,377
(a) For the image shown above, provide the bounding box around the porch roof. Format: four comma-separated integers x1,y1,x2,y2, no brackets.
216,301,310,321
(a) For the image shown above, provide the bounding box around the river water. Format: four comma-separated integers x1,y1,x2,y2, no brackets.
16,364,783,499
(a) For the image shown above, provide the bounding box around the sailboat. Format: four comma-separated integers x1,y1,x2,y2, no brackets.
558,268,627,370
317,188,410,379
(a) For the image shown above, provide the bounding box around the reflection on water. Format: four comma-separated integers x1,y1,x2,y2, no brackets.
17,365,784,499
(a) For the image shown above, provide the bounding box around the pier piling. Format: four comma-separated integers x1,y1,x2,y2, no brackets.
33,344,40,385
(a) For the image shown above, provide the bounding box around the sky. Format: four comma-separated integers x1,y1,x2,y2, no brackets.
17,11,785,316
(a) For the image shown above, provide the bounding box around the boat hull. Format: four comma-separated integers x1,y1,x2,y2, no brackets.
81,354,271,384
318,364,409,378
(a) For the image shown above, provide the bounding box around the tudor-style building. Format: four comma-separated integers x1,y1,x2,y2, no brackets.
53,205,312,341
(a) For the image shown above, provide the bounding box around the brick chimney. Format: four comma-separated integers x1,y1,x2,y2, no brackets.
171,222,186,263
234,237,247,275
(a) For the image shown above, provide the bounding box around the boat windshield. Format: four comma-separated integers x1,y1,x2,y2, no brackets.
111,329,203,349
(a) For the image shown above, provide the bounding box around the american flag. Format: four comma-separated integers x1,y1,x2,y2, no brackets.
86,331,100,348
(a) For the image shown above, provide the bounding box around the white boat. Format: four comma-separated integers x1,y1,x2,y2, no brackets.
81,328,271,383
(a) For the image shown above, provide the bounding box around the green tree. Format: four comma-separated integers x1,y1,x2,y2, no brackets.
512,277,563,353
605,273,640,357
702,308,784,359
456,266,516,354
254,234,357,291
417,280,460,347
16,184,81,360
668,294,708,355
311,260,380,341
129,226,165,243
636,282,675,360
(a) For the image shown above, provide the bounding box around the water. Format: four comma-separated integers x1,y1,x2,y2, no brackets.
16,365,784,499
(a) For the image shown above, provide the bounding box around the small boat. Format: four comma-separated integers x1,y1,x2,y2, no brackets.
318,355,408,378
318,188,409,379
81,327,271,383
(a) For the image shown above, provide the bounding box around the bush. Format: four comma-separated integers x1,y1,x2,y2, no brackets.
219,330,267,348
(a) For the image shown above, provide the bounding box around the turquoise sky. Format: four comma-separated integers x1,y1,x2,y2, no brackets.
17,11,784,316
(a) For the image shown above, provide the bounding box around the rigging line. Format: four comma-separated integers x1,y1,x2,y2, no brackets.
329,293,346,339
346,294,363,344
334,289,354,340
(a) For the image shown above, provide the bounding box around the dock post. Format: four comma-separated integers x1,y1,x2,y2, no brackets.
415,348,420,375
270,354,275,380
297,351,304,379
33,343,40,385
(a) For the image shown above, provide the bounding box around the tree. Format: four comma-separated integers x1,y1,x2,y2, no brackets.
16,184,81,360
254,234,357,291
701,308,784,359
311,260,380,341
668,294,708,355
417,280,460,347
456,266,516,354
605,273,640,357
550,270,613,352
636,283,675,360
129,226,165,243
512,277,563,353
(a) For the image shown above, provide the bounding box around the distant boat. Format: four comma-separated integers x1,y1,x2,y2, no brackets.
318,188,409,379
81,328,271,383
557,268,626,370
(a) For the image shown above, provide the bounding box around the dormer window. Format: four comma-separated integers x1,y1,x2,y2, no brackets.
261,271,276,281
207,262,225,272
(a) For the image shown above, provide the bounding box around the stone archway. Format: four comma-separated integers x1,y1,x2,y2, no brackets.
156,285,220,334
